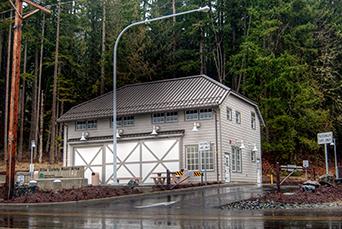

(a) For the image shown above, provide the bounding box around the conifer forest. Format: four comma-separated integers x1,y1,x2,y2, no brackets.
0,0,341,166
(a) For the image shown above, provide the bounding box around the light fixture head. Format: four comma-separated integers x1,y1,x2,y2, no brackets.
239,140,245,149
192,122,200,132
31,140,36,148
116,129,124,138
252,144,257,152
330,139,335,146
199,6,210,13
151,125,159,136
80,132,88,141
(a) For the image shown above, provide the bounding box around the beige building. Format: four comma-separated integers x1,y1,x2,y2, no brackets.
58,75,264,184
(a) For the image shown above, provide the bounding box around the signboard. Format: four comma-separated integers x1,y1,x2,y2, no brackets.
317,132,333,145
303,160,309,168
199,141,210,151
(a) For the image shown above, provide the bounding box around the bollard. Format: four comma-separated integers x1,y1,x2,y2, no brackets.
166,169,171,186
53,179,62,191
270,174,273,185
276,162,280,192
91,172,100,186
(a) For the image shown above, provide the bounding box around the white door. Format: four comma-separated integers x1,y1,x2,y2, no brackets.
224,153,231,183
73,138,180,184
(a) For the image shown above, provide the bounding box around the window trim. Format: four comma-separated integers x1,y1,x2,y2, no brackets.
251,150,256,163
185,108,213,121
235,111,241,124
231,146,242,173
75,120,97,131
111,116,135,128
152,112,178,124
227,107,232,121
251,111,256,129
185,144,214,171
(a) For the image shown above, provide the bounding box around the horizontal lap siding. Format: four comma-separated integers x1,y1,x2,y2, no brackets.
220,95,261,183
66,110,221,181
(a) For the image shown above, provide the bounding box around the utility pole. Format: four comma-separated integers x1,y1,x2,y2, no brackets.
6,0,50,200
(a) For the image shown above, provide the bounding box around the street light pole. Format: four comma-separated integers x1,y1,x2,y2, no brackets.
112,6,210,184
332,138,339,179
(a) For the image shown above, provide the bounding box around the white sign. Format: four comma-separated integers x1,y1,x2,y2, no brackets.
199,141,210,151
303,160,309,168
317,132,333,145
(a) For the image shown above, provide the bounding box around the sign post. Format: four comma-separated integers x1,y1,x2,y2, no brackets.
303,160,309,180
199,142,210,185
317,132,333,175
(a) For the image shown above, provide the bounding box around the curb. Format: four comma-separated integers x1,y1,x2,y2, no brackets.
0,183,256,208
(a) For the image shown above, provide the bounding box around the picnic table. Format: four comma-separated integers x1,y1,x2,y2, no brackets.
150,171,187,186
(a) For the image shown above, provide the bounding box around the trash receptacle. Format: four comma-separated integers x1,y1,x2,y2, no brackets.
91,172,100,186
53,179,62,190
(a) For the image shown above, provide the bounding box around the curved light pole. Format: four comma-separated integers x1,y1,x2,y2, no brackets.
112,6,210,184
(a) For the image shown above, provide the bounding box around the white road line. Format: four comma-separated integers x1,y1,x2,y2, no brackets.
134,201,178,209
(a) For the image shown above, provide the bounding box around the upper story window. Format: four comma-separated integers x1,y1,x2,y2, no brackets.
76,120,97,130
152,112,178,124
185,108,213,121
227,107,232,121
199,108,213,120
112,116,135,127
185,110,198,121
251,112,256,129
235,111,241,124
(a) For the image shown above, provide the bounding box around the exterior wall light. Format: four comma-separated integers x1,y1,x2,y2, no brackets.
116,129,124,138
192,122,201,132
252,144,258,152
80,132,88,141
151,125,160,136
239,140,245,149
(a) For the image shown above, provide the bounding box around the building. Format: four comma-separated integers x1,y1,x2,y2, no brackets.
58,75,264,184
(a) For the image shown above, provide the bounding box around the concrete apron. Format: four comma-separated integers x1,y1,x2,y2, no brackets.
0,182,255,208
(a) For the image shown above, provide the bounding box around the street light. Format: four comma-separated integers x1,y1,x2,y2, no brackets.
112,6,210,184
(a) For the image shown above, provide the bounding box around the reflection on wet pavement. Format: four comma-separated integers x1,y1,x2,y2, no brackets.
0,185,341,228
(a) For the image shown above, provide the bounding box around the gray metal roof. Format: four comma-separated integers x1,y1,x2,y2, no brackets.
58,75,230,122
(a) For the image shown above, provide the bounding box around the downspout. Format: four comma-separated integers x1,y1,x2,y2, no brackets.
63,124,68,167
215,109,219,182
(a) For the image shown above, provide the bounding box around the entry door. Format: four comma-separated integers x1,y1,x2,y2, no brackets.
224,153,231,183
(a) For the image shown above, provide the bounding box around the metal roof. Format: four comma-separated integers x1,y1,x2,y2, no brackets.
58,75,230,122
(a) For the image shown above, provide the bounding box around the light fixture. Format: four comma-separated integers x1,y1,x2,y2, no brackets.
151,125,160,136
116,129,124,138
192,122,201,132
330,140,335,146
80,132,88,141
239,140,245,149
252,144,258,152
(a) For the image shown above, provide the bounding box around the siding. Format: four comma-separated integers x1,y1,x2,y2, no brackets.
219,94,262,183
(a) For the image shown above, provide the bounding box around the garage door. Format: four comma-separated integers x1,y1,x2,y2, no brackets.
73,138,180,184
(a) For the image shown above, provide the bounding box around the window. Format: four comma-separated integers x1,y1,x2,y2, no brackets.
185,110,198,121
186,144,214,171
152,112,178,123
227,107,232,121
251,112,256,129
199,108,213,120
186,145,199,170
112,116,135,127
166,112,178,123
231,146,242,172
123,116,134,126
76,120,97,130
235,111,241,124
251,150,256,162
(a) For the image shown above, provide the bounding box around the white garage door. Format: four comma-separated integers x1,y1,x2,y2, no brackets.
73,138,180,184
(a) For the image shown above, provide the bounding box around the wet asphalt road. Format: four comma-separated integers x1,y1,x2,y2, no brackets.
0,185,342,228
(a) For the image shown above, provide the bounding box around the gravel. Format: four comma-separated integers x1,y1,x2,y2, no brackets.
221,186,342,210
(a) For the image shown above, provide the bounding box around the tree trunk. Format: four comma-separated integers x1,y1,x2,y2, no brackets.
18,40,27,161
200,28,204,75
50,0,61,163
4,11,13,161
34,14,45,161
58,100,64,162
29,49,38,153
100,0,106,95
38,91,44,163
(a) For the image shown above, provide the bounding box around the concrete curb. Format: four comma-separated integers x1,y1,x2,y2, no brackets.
0,183,256,208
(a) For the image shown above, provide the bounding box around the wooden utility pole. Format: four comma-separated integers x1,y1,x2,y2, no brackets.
6,0,50,200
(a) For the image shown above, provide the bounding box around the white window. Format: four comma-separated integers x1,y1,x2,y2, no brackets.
76,120,97,130
186,144,214,171
185,110,198,120
227,107,232,121
152,112,178,123
235,111,241,124
251,112,256,129
186,145,199,170
231,146,242,172
251,150,256,162
199,108,213,120
123,116,134,126
112,116,135,127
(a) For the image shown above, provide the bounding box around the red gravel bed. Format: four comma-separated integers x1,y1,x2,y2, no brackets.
1,186,142,203
261,186,342,204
